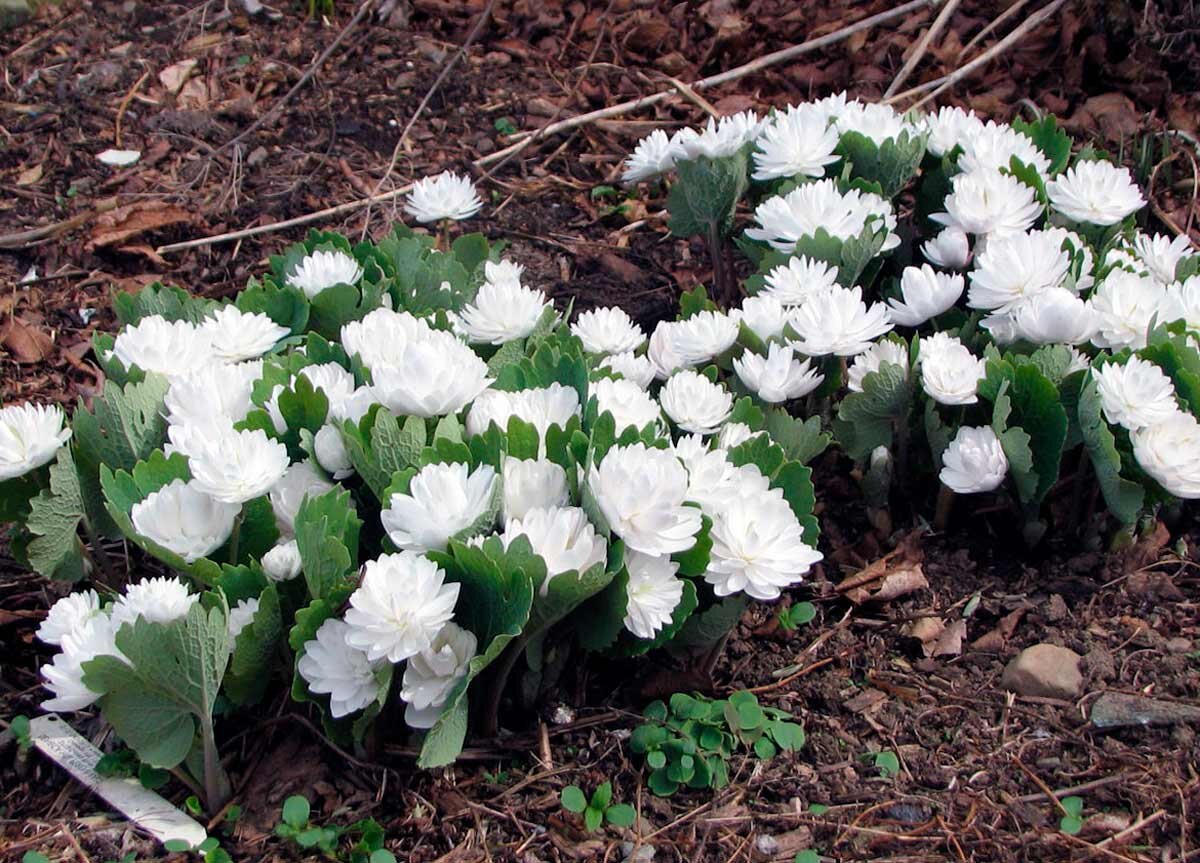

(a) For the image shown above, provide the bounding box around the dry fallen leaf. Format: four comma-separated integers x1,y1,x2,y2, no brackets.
159,59,198,95
971,606,1027,652
1,317,55,363
903,616,965,657
844,687,887,714
841,562,928,604
88,201,192,249
16,163,43,186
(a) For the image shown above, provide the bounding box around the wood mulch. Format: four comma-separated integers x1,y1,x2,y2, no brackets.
2,1,1199,860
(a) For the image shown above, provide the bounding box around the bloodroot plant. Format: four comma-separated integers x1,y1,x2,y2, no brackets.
5,177,821,812
622,94,1200,545
6,95,1200,813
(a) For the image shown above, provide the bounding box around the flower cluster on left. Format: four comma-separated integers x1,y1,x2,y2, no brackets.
2,181,820,813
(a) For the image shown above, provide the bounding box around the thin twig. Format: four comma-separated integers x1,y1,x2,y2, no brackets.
222,0,375,151
370,0,499,197
745,655,838,695
161,0,937,252
955,0,1034,61
57,821,92,863
883,0,963,100
155,183,412,253
0,199,120,250
1013,757,1071,817
1096,810,1167,849
476,0,616,183
664,76,720,118
1013,772,1137,804
474,0,942,169
114,69,150,149
888,0,1070,111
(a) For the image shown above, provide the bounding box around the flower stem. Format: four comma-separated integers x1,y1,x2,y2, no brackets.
1069,448,1091,533
439,218,451,252
228,512,243,566
479,632,528,738
199,714,231,813
893,416,910,493
706,222,738,308
934,484,955,531
80,517,120,589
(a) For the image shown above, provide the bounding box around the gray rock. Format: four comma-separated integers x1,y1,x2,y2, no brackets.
1000,644,1083,699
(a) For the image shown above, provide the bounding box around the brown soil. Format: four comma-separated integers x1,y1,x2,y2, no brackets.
2,1,1199,860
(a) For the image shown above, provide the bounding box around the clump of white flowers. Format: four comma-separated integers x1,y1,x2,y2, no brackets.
18,102,1200,784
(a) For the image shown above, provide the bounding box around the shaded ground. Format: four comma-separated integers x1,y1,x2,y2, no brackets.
2,0,1200,860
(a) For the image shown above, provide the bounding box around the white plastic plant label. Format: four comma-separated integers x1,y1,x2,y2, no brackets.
29,714,208,849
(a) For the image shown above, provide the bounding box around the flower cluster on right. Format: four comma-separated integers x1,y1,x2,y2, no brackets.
623,95,1199,526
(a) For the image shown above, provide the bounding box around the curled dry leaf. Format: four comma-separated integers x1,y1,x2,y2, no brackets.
839,561,928,604
16,163,43,185
159,59,198,95
970,606,1027,652
902,617,966,657
1,317,55,363
88,201,192,249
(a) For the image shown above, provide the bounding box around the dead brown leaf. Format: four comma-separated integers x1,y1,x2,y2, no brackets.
842,562,928,604
844,688,887,714
971,606,1027,652
1066,92,1141,141
1126,570,1185,601
932,619,966,657
88,201,192,249
1,317,55,363
159,59,198,95
16,163,43,186
903,616,966,657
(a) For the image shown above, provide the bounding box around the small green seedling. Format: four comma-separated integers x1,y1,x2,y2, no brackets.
273,795,394,862
630,691,805,797
10,715,32,754
22,853,50,863
1059,796,1084,835
560,782,636,832
871,750,900,779
794,851,821,863
493,117,518,137
777,602,816,631
94,748,169,790
165,836,233,862
276,795,340,855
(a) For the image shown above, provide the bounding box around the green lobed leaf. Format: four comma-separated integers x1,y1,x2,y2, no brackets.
223,585,282,706
72,374,171,533
1012,115,1072,176
82,603,231,769
671,595,749,650
112,282,215,326
295,487,361,600
837,129,927,198
25,445,88,581
667,154,749,239
416,538,535,767
835,361,911,459
1077,376,1143,523
764,411,830,465
235,279,310,333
